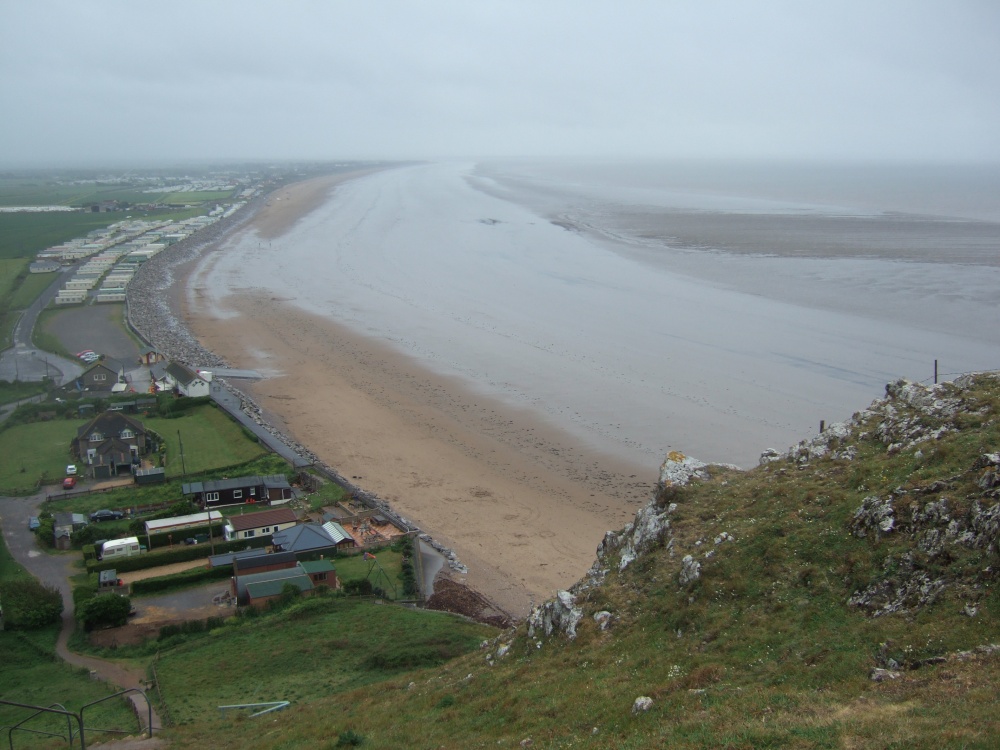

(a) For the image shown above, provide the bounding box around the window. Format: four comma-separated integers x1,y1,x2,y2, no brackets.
250,487,256,496
245,529,255,538
314,572,327,581
89,432,103,442
262,527,270,533
93,373,106,382
233,489,243,499
120,428,133,439
206,491,219,502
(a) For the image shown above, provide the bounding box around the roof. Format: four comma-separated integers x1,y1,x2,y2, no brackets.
145,510,223,533
271,523,337,554
235,567,309,598
209,547,269,568
245,575,313,600
228,507,298,532
322,521,354,545
298,559,336,575
234,551,297,572
166,362,206,387
76,411,146,440
183,474,290,495
54,512,87,527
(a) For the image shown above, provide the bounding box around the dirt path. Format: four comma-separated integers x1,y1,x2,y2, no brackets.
119,558,207,584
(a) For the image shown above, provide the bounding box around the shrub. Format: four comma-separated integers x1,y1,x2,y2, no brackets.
0,579,63,629
77,594,132,631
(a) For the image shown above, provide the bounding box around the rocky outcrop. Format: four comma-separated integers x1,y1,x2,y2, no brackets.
527,590,584,641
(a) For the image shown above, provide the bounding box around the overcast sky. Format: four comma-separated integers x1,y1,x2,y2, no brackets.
1,1,998,166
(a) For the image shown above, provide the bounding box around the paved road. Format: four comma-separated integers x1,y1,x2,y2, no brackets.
0,266,83,386
0,493,161,735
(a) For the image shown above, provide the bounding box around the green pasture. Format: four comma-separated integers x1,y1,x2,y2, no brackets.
0,420,76,494
144,404,269,476
0,211,120,260
152,597,490,725
0,380,50,406
0,257,27,298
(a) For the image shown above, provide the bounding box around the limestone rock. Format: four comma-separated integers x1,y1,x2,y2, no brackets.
852,495,895,537
679,555,701,586
631,696,654,714
593,611,613,631
527,590,583,640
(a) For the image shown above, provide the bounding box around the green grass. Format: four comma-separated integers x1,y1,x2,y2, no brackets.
148,596,491,726
144,404,269,476
0,257,27,298
0,420,76,493
0,379,50,406
0,535,140,745
153,374,1000,749
9,270,60,310
0,211,122,260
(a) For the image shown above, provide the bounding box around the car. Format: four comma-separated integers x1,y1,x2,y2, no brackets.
76,349,95,358
66,464,77,476
81,353,100,363
183,537,199,545
62,476,76,490
28,516,40,530
89,509,125,522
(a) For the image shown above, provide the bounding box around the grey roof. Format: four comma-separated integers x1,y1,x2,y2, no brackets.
234,551,297,572
271,523,337,554
235,566,308,599
245,575,313,601
165,362,206,387
322,521,353,545
209,547,269,568
183,474,290,495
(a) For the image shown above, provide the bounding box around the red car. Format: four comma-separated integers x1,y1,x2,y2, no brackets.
62,476,76,490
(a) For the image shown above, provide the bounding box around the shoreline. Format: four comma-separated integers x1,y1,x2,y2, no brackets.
168,171,656,616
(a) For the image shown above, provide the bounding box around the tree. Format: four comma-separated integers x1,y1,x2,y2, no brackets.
0,579,63,629
77,594,131,631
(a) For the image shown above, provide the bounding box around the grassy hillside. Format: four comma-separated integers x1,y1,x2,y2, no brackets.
155,373,999,749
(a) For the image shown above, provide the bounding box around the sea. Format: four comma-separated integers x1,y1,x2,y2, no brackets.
203,159,1000,469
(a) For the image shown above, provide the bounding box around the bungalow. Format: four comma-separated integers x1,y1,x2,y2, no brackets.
234,559,338,608
165,362,211,397
182,474,293,509
270,523,341,556
223,507,298,542
321,521,357,550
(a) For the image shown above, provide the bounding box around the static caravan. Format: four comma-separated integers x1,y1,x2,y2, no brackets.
99,536,144,560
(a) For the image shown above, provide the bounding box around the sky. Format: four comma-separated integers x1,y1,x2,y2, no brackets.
1,0,999,166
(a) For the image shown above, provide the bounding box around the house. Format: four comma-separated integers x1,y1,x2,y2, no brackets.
270,523,342,556
234,550,297,577
223,507,298,542
74,411,151,479
53,512,87,551
74,360,128,393
144,510,223,544
165,362,211,397
182,474,293,509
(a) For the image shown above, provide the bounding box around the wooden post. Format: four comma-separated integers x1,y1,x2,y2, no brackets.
934,359,938,384
819,420,825,433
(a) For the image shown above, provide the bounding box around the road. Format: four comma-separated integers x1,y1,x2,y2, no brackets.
0,265,83,386
0,492,161,735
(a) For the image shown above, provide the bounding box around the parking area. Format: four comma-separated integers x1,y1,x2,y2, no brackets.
40,303,142,364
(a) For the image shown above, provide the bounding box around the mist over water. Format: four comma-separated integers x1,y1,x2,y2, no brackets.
207,161,1000,468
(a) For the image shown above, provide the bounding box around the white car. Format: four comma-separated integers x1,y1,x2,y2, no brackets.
66,464,77,476
81,353,100,363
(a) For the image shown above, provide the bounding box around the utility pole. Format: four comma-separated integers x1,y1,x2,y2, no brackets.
177,430,187,476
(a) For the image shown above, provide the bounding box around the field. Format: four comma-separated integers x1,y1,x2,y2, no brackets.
149,596,491,726
144,404,270,476
0,403,272,495
0,420,77,493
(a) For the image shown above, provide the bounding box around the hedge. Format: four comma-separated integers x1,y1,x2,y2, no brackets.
131,565,232,596
87,535,270,574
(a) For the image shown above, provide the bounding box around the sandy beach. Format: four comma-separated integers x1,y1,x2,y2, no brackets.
180,173,655,617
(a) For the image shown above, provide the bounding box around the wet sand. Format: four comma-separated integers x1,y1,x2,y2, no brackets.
180,173,655,617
